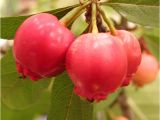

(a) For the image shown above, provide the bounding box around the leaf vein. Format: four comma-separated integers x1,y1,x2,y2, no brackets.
65,90,74,120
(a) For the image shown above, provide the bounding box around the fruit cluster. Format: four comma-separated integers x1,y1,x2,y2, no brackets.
13,4,142,101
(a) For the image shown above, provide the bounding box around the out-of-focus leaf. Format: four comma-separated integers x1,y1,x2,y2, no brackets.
102,0,159,27
56,0,78,8
94,89,121,120
126,73,160,120
1,4,79,39
1,91,51,120
94,89,121,111
48,73,93,120
71,14,88,36
1,48,52,110
143,28,159,60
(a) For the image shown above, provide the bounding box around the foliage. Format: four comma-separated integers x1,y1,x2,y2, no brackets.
1,4,78,39
48,73,93,120
1,0,159,120
1,48,52,109
103,0,159,27
126,75,160,120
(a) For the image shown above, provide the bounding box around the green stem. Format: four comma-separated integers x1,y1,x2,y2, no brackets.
60,1,91,26
106,108,116,120
68,9,85,25
97,5,116,35
91,1,98,33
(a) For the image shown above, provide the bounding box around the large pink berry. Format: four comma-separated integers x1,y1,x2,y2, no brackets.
66,33,127,101
116,30,141,86
14,13,74,80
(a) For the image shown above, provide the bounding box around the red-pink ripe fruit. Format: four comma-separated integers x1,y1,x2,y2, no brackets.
14,13,74,80
133,52,158,87
116,30,141,86
66,33,127,101
115,116,129,120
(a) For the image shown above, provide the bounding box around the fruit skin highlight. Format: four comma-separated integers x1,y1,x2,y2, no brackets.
66,33,127,101
133,52,158,87
115,30,141,86
14,13,74,80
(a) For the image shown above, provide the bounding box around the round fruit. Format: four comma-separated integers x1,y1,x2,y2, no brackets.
14,13,74,80
133,52,158,87
66,33,127,101
115,116,128,120
115,30,141,86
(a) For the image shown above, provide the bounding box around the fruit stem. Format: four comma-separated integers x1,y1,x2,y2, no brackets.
118,89,133,120
88,22,92,33
91,0,98,33
60,1,91,26
97,5,116,35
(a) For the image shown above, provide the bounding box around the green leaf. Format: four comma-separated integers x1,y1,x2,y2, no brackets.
71,14,88,36
48,73,93,120
94,89,121,111
143,28,159,60
1,4,78,39
126,74,160,120
2,91,51,120
102,0,159,27
93,90,121,120
1,48,52,110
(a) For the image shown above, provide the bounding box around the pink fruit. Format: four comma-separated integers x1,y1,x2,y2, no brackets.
115,116,129,120
115,30,141,86
14,13,74,80
66,33,127,101
133,52,158,87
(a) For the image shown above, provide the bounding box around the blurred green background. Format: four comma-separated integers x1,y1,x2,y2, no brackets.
1,0,159,120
